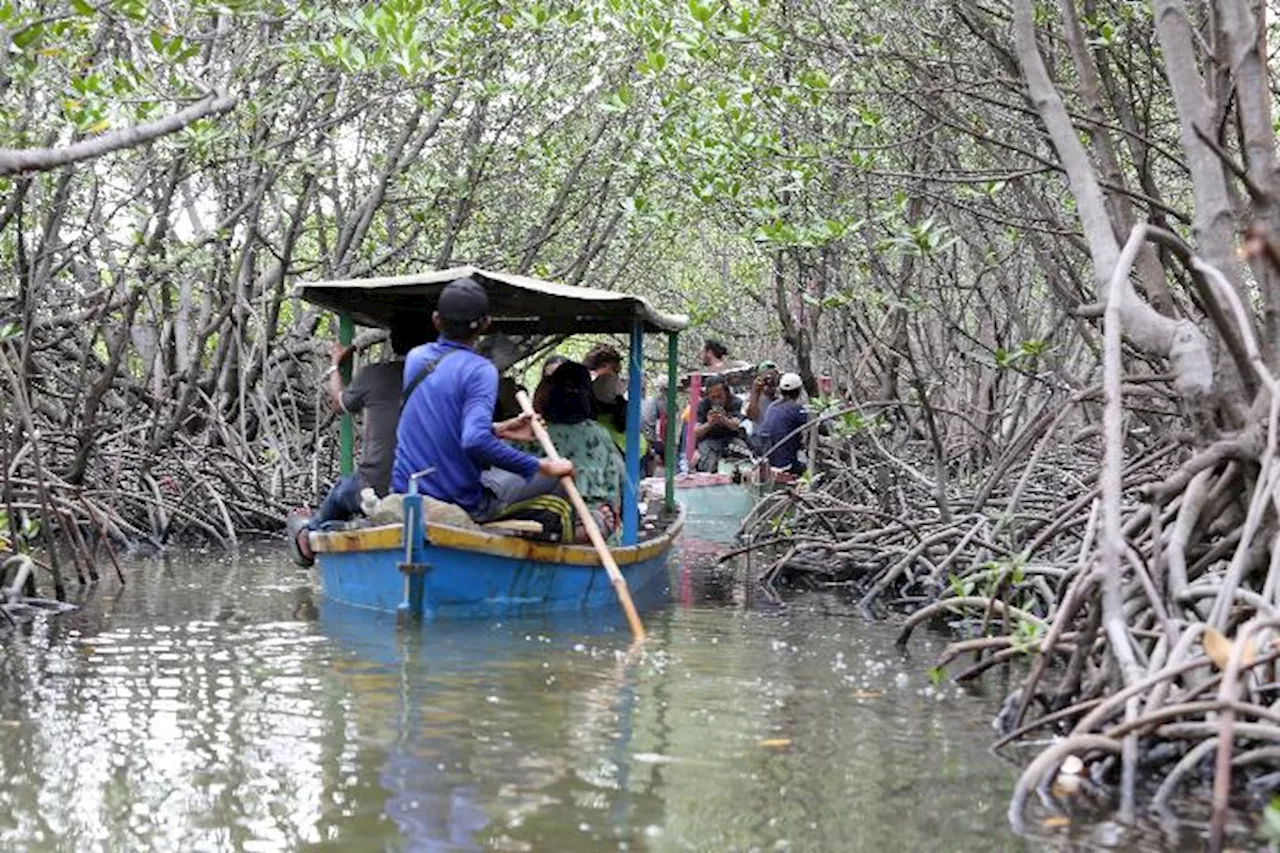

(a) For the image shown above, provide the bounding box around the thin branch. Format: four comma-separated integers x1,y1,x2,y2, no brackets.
0,93,238,176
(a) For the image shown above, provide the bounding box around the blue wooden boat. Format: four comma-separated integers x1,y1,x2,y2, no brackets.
309,510,683,619
297,265,689,621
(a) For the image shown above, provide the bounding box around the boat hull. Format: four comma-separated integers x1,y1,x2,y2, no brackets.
312,508,682,620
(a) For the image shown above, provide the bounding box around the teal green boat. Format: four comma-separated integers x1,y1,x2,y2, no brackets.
643,472,753,545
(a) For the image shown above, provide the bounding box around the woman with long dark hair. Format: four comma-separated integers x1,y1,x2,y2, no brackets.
525,362,623,541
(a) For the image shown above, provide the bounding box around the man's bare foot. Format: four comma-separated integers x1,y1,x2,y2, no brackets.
286,512,315,567
297,528,314,560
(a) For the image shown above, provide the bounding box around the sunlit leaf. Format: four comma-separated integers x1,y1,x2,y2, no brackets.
687,0,713,23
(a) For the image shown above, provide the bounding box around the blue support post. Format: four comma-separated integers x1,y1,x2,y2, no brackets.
622,318,644,545
398,491,425,622
398,469,432,622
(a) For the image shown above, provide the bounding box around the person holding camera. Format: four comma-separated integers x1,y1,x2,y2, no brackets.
693,376,748,472
746,360,779,422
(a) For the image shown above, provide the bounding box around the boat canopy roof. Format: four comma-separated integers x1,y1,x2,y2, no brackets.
296,266,688,335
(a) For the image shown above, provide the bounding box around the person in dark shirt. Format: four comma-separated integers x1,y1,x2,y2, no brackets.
640,374,667,464
758,372,810,473
287,322,429,567
494,376,524,421
693,376,748,472
392,277,573,520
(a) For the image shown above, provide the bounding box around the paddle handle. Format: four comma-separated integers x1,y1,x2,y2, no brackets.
515,390,646,641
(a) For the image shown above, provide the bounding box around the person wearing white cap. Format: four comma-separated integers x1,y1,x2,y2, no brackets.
757,372,811,474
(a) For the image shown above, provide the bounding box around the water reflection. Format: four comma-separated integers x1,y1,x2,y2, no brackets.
0,545,1214,851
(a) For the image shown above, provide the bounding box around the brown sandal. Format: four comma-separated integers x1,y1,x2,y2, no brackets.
575,504,618,542
596,504,618,536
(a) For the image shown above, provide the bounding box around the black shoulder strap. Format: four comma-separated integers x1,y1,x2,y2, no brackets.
400,349,456,410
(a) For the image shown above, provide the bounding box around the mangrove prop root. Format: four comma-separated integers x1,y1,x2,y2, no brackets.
740,320,1280,828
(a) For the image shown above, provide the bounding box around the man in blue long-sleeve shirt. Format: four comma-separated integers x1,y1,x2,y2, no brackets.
758,372,811,474
392,277,573,519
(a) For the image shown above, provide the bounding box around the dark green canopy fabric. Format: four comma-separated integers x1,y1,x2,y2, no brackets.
296,266,687,335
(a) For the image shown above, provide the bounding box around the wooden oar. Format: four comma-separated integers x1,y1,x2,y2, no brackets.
515,390,646,641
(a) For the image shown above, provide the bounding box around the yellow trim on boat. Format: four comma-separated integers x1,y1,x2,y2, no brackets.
312,504,685,567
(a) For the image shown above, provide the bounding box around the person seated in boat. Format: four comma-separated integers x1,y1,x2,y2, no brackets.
494,376,523,421
476,332,524,421
591,373,649,462
529,354,567,413
391,277,573,522
699,338,754,390
700,338,730,373
583,343,622,379
745,360,780,449
287,321,430,567
641,374,668,466
542,353,567,378
525,362,623,541
757,372,811,475
476,331,517,373
694,376,749,472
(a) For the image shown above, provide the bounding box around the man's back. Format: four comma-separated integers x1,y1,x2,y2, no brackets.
393,340,487,507
342,360,404,496
760,399,808,468
531,421,621,510
392,339,537,511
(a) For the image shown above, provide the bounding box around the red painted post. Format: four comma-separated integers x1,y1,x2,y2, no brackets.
685,372,702,468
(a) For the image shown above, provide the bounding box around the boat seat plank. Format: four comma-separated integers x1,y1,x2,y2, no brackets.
480,519,544,534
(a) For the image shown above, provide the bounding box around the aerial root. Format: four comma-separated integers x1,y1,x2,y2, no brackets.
740,388,1280,831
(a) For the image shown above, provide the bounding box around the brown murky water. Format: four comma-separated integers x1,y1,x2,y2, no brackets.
0,542,1229,851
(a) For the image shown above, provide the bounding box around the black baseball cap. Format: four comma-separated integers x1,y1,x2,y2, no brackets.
437,277,490,330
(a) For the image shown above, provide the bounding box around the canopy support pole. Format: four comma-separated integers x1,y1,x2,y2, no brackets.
338,313,354,476
663,332,679,512
622,318,644,545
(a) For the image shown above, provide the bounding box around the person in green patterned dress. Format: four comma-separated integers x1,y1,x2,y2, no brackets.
524,361,623,542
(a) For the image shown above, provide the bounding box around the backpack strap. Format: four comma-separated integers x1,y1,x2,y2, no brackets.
401,349,457,410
